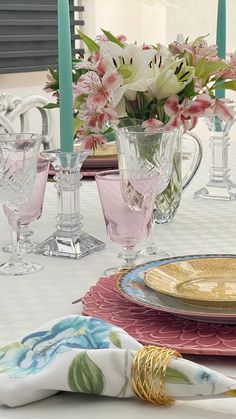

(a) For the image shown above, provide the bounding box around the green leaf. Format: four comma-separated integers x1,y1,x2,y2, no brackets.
48,66,59,81
165,367,192,385
0,342,22,353
195,58,227,85
193,34,210,44
74,94,87,110
101,29,125,48
45,81,59,91
43,103,59,109
77,30,100,54
109,331,122,348
179,79,196,99
214,80,236,91
68,351,105,394
73,116,82,137
0,342,23,373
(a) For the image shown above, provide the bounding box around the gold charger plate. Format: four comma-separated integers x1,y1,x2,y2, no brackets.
87,143,117,159
144,256,236,308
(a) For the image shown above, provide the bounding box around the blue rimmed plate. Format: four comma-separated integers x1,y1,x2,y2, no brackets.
116,254,236,323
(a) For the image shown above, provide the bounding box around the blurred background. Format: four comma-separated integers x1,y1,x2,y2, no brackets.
0,0,235,146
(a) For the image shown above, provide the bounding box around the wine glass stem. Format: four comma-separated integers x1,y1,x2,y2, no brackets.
120,246,136,270
8,209,22,265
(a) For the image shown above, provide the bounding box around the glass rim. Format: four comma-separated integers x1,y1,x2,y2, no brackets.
118,125,178,134
95,168,159,181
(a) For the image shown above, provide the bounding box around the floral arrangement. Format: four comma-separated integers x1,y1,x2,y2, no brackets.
45,30,236,148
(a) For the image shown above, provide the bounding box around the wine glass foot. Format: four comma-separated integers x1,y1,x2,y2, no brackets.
2,242,36,254
103,266,120,276
103,265,135,277
0,260,43,276
136,243,175,260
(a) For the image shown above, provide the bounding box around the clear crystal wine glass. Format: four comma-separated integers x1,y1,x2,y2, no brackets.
115,125,178,259
2,157,50,254
0,133,42,275
96,168,158,276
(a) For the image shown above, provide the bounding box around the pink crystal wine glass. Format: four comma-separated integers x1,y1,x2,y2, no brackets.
3,157,50,254
96,169,158,275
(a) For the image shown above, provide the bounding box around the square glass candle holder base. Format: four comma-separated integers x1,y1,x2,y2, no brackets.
36,150,105,259
36,231,105,259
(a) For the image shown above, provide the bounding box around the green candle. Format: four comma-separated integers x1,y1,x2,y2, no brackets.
57,0,73,152
216,0,226,99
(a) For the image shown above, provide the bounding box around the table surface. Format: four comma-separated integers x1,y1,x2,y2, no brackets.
1,120,236,418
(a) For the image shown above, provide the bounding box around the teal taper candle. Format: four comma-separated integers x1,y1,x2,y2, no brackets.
57,0,73,152
216,0,226,98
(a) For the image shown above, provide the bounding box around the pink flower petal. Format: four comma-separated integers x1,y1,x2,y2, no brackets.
142,118,163,128
102,72,122,90
84,134,106,149
76,71,101,94
86,94,107,111
214,99,235,121
164,95,179,116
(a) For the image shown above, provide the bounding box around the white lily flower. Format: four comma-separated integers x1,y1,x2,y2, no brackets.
100,42,156,104
147,58,195,100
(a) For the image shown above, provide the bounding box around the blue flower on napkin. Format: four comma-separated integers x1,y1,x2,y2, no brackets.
195,367,216,384
0,316,113,377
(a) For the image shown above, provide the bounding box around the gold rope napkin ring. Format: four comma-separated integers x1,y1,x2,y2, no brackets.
130,345,182,406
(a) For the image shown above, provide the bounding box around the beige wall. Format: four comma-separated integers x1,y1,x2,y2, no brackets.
0,0,235,144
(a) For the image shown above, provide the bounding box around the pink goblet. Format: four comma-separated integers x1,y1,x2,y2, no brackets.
3,157,50,254
96,169,158,275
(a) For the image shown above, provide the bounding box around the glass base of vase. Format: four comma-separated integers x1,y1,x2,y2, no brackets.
0,260,42,276
194,180,236,201
36,230,105,259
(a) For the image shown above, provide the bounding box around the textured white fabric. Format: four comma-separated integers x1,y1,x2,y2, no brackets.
0,315,235,408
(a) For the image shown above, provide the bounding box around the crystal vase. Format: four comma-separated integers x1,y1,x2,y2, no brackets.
194,115,236,200
36,150,105,258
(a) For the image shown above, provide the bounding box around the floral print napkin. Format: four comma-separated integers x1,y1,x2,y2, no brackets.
0,315,235,407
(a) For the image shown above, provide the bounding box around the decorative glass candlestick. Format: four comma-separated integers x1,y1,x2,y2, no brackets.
194,115,236,200
36,150,105,258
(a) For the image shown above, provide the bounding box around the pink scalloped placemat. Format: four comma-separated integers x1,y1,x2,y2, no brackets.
81,275,236,356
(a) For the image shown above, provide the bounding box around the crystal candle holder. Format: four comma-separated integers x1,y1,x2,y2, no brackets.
36,149,105,258
194,115,236,201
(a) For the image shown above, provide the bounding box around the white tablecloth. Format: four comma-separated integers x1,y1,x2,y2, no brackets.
1,120,236,418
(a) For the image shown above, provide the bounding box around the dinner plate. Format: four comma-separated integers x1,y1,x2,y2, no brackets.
144,256,236,307
83,143,118,169
82,275,236,355
116,255,236,323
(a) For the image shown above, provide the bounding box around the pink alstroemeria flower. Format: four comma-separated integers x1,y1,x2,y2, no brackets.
169,38,217,65
142,44,151,50
142,118,163,132
74,70,122,98
220,51,236,80
164,95,196,130
75,52,106,76
78,103,118,130
116,34,127,43
211,98,235,121
75,128,106,150
73,69,122,131
164,94,214,130
186,94,213,116
187,95,235,122
83,133,106,149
